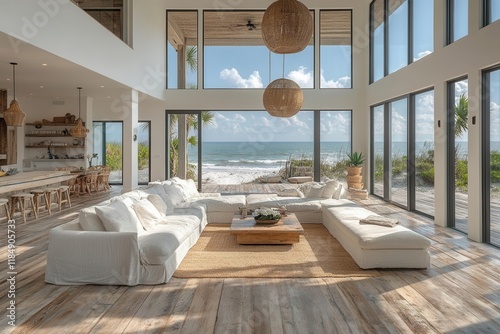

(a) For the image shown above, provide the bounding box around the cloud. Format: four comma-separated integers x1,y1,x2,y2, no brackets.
220,68,263,88
491,101,500,111
286,67,351,88
413,50,432,62
287,66,313,88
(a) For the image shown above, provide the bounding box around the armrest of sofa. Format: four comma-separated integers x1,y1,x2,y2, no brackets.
45,221,141,286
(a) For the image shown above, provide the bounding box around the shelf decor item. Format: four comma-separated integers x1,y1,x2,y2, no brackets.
2,62,26,127
69,87,89,138
253,207,281,224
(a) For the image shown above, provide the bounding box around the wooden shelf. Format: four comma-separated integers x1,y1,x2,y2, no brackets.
25,145,85,148
25,134,73,137
29,159,85,161
26,122,84,126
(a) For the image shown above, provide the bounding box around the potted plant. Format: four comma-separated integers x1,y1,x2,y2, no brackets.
346,151,365,190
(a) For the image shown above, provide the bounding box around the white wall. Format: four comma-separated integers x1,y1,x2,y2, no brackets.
0,0,167,100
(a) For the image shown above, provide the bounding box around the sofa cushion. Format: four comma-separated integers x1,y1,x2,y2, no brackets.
163,182,187,206
147,194,168,217
246,194,322,212
143,184,174,214
79,207,105,231
323,205,431,250
132,198,163,231
322,180,340,199
170,177,199,199
305,184,324,198
192,195,246,212
96,198,143,233
139,207,205,265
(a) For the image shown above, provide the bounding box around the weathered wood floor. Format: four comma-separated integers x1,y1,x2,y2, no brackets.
0,185,499,333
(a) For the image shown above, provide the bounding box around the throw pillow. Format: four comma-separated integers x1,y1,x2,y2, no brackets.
132,199,163,231
147,194,168,217
305,184,324,198
333,183,347,200
79,207,105,231
95,198,143,233
163,182,187,206
144,184,174,214
322,180,340,199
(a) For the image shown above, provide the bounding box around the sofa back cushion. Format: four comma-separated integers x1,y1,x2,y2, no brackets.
163,182,187,206
305,184,324,198
95,198,143,233
79,207,105,231
322,180,340,199
147,194,168,217
143,184,174,214
132,198,163,231
171,177,199,199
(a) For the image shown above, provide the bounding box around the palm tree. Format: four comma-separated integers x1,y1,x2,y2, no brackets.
454,94,468,137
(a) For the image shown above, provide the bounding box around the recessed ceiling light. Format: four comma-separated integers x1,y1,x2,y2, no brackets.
42,63,48,66
40,85,44,88
100,85,105,88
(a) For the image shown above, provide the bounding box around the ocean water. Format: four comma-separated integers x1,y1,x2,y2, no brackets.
188,141,351,173
188,141,500,173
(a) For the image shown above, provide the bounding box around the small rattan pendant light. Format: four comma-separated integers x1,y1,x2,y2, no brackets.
261,0,313,54
263,54,303,118
69,87,89,138
2,62,26,127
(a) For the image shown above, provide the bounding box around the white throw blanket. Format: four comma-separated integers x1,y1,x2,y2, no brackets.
359,215,400,227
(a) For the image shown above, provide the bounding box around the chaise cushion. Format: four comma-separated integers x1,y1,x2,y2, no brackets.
246,194,322,212
322,205,431,250
192,195,246,212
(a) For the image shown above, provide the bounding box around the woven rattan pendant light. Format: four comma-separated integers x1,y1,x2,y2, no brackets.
69,87,89,138
263,52,303,117
2,62,26,127
261,0,313,54
263,78,303,118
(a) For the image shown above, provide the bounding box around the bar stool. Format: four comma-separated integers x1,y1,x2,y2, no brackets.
10,193,38,223
0,198,11,221
57,185,72,209
45,187,61,214
31,189,50,217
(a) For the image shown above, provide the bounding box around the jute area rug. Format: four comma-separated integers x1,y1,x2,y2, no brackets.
173,224,379,278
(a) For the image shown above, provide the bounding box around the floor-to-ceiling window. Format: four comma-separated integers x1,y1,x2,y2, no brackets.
93,121,123,185
483,67,500,247
372,104,385,198
320,111,352,182
447,0,468,44
414,90,435,216
138,121,151,185
448,78,469,234
371,90,435,214
166,112,201,189
390,98,408,208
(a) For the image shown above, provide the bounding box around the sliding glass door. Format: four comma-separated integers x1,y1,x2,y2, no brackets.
371,90,435,215
448,78,468,233
138,121,151,185
166,111,201,189
93,121,123,185
484,67,500,247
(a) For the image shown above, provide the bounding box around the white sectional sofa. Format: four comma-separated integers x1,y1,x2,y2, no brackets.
45,178,431,286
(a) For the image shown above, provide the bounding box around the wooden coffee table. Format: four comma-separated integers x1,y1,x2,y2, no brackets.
230,213,304,245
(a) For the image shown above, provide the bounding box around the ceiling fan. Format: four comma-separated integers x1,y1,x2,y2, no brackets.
236,20,258,31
